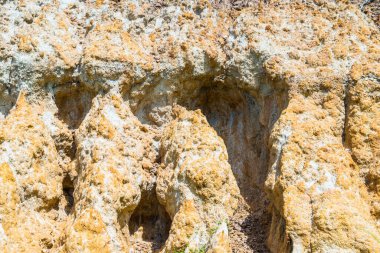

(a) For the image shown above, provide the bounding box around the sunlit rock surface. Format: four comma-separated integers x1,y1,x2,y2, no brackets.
0,0,379,252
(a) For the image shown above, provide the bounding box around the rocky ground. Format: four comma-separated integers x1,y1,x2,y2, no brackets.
229,189,271,253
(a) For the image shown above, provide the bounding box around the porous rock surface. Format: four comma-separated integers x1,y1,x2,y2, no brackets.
0,0,379,252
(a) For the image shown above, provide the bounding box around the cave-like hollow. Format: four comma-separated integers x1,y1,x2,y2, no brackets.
130,78,289,251
46,76,288,251
128,190,172,251
54,82,97,130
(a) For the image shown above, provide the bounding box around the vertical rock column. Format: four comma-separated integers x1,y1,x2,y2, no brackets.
59,93,155,252
265,95,380,252
347,60,380,225
0,93,63,252
157,106,240,253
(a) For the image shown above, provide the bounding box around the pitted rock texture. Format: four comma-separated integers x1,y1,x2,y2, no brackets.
0,0,380,253
157,107,239,252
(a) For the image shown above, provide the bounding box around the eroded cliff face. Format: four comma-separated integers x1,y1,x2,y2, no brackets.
0,0,379,252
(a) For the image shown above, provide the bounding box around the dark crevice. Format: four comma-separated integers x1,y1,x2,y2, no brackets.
62,175,74,215
128,190,171,252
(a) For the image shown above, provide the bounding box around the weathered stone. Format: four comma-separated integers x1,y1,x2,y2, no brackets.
0,1,379,252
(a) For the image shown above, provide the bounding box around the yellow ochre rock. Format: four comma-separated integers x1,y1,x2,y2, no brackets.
0,0,379,252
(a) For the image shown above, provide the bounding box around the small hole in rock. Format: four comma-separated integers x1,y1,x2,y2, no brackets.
54,83,96,129
128,191,171,252
62,175,74,214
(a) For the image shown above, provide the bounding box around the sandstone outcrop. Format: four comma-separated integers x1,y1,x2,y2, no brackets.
0,0,379,252
157,106,239,252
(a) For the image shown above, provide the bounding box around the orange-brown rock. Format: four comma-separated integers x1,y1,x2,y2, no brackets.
0,1,379,252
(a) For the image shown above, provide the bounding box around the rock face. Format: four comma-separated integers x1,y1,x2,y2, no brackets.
157,107,239,252
0,0,379,252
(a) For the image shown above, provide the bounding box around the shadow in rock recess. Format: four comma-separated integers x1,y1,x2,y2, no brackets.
130,80,288,252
